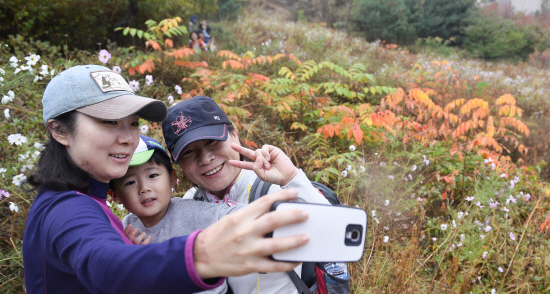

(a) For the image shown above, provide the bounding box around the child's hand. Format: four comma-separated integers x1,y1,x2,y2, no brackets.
124,224,151,245
229,143,299,186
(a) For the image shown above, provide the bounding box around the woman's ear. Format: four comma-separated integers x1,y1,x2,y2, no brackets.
170,170,177,189
47,120,70,146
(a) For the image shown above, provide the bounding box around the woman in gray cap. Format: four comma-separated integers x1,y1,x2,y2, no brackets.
22,65,309,294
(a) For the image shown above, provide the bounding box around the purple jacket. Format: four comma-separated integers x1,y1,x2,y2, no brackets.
23,177,224,293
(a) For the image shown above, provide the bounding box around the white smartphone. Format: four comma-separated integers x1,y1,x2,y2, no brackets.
268,201,367,263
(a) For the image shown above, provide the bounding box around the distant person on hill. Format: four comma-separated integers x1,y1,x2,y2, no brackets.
189,16,197,34
189,31,207,52
199,19,215,52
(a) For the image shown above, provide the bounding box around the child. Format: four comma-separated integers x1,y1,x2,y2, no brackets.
110,135,241,293
162,96,331,294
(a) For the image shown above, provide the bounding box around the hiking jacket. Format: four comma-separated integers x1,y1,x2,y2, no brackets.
23,177,224,294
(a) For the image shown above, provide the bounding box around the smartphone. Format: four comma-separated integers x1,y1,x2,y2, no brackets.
267,201,367,263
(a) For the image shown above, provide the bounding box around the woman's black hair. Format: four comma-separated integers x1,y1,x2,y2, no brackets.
228,124,252,162
25,111,92,194
189,31,198,39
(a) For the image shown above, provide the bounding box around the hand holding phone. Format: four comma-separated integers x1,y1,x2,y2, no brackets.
268,202,367,263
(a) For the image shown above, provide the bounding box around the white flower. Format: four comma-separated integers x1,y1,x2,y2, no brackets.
465,196,475,201
145,75,153,85
2,93,14,104
106,201,112,207
117,204,124,210
14,64,30,74
460,234,465,241
500,173,506,178
457,211,464,219
360,165,365,172
373,217,379,224
452,220,457,227
379,162,386,166
480,235,485,240
12,173,26,186
50,69,55,76
9,202,19,212
9,56,19,66
25,54,40,65
0,167,6,177
18,152,30,162
32,150,41,160
498,267,503,273
39,64,49,75
383,236,389,243
0,68,4,75
491,289,496,294
8,134,28,145
432,237,437,241
346,164,352,171
175,85,182,94
4,109,9,118
167,95,174,104
34,75,43,82
440,224,448,231
482,251,488,259
341,170,347,177
388,175,394,180
20,164,33,172
112,66,121,74
384,200,390,206
484,226,492,232
129,80,139,91
140,124,149,134
503,207,509,212
384,226,389,230
349,145,356,151
371,210,376,217
34,142,44,150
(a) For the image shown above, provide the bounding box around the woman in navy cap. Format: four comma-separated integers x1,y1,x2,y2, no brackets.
162,95,330,294
22,65,310,293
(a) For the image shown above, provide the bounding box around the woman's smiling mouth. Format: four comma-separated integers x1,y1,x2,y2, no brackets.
204,163,224,176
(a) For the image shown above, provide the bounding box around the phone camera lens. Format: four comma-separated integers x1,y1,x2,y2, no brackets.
346,229,361,242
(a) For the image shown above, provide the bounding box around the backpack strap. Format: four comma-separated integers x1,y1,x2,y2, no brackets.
192,188,207,202
287,270,314,294
248,178,272,203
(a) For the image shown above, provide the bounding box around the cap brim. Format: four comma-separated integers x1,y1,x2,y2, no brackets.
130,149,155,166
76,95,167,122
171,124,229,162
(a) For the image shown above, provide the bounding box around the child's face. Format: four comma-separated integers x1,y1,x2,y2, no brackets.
112,161,175,227
177,132,241,197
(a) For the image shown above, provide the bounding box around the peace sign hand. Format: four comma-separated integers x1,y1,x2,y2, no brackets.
228,143,299,186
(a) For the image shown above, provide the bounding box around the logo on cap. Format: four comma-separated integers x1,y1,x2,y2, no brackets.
171,111,193,136
90,71,135,93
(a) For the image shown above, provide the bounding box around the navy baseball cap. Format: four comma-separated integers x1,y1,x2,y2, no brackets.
162,96,232,162
130,135,170,166
42,65,167,123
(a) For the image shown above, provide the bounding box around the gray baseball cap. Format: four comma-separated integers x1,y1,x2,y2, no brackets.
42,64,167,122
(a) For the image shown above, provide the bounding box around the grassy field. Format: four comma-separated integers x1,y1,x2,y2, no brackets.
1,13,550,293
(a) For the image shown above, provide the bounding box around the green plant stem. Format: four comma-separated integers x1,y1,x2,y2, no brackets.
499,193,542,291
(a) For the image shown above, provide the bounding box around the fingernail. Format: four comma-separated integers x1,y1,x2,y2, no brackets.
303,234,310,242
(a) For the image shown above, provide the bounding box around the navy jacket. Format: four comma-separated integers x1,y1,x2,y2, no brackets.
23,178,224,293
